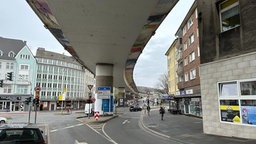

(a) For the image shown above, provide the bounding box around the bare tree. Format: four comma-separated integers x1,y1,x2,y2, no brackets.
156,73,169,94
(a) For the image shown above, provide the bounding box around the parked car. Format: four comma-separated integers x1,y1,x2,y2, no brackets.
129,105,142,112
0,124,46,144
0,117,7,124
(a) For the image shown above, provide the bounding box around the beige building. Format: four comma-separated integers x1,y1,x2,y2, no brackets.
165,38,178,95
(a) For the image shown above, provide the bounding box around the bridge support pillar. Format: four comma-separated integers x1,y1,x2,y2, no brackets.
117,87,126,107
94,63,113,114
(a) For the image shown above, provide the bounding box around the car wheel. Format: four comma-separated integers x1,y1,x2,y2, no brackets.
0,120,5,124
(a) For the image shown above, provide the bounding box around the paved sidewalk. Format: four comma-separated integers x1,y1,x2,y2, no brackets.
142,108,256,144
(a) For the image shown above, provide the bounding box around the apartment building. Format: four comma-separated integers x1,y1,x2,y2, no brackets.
0,37,37,112
173,1,201,117
35,48,95,111
198,0,256,139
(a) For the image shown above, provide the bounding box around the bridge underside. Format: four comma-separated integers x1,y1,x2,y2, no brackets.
27,0,178,93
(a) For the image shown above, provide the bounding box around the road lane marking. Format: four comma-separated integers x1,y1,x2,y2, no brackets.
50,123,84,133
102,123,118,144
75,140,88,144
122,119,130,125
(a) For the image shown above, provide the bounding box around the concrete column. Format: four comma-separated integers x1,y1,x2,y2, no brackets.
94,63,113,114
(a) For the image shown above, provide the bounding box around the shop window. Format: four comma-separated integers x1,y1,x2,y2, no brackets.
240,81,256,95
219,0,240,32
218,79,256,126
219,81,238,97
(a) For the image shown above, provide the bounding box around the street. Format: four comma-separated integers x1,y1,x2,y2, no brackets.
2,106,256,144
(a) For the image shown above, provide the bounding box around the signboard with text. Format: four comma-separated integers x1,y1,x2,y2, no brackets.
97,86,111,99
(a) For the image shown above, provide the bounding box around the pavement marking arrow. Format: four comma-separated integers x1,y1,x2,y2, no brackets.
122,119,130,125
75,140,88,144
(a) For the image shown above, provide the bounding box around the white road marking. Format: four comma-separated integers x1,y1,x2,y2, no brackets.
75,140,88,144
102,123,118,144
50,123,84,133
122,120,128,124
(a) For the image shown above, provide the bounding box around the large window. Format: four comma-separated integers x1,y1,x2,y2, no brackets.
218,79,256,126
219,0,240,32
189,51,195,62
190,69,196,80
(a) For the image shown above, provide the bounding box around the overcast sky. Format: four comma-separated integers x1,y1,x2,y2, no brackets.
0,0,194,88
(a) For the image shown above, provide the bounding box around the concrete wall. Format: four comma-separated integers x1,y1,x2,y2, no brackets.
200,52,256,139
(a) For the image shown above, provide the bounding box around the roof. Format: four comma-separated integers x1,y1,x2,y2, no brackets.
35,47,82,65
0,37,26,60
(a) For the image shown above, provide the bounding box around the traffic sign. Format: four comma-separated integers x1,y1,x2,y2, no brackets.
88,85,93,90
34,86,41,92
97,86,111,99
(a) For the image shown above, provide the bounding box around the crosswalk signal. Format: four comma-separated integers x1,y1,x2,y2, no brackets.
0,80,3,87
7,72,13,81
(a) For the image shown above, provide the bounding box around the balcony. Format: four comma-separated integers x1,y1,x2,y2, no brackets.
178,82,185,89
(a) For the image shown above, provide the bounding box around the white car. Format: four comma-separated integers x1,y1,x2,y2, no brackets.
0,117,7,124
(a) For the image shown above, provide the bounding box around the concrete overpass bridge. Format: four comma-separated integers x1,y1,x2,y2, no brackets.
26,0,178,112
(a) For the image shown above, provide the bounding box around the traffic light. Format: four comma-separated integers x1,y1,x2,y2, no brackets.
36,98,39,105
0,80,3,87
6,72,13,81
25,97,32,105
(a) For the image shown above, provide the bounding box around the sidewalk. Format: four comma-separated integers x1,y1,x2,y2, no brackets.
142,108,256,144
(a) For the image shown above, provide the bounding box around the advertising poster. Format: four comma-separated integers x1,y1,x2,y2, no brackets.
220,105,240,123
241,106,256,125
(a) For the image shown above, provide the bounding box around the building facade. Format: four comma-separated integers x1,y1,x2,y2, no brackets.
35,48,94,111
165,38,178,95
198,0,256,139
173,1,202,117
0,37,37,112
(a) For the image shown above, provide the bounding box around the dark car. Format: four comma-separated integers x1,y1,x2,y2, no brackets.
129,105,142,112
0,124,46,144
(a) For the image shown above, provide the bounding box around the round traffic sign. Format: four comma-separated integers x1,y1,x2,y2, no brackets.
34,86,41,92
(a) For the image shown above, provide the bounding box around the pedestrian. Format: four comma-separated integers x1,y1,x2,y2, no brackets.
159,107,165,120
147,106,151,116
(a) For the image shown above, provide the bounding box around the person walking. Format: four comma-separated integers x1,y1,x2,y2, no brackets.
147,106,151,116
159,107,165,120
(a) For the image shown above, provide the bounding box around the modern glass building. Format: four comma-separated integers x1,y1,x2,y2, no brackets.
35,48,94,111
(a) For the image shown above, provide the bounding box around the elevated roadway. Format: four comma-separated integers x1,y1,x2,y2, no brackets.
26,0,178,93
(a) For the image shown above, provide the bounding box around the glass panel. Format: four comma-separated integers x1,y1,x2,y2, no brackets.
240,81,256,95
219,82,238,97
220,100,240,123
241,100,256,125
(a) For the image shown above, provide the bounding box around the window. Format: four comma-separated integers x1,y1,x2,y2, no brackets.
189,34,194,45
183,42,187,51
8,51,15,57
187,17,193,29
37,74,41,79
195,8,198,19
3,85,12,93
198,46,200,57
185,73,189,82
189,51,195,62
183,26,186,36
184,57,188,66
190,69,196,80
220,0,240,32
219,82,238,97
10,63,14,69
20,65,29,70
218,79,256,126
240,81,256,95
6,63,10,69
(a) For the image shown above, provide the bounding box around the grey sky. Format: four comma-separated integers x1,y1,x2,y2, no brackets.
0,0,194,88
